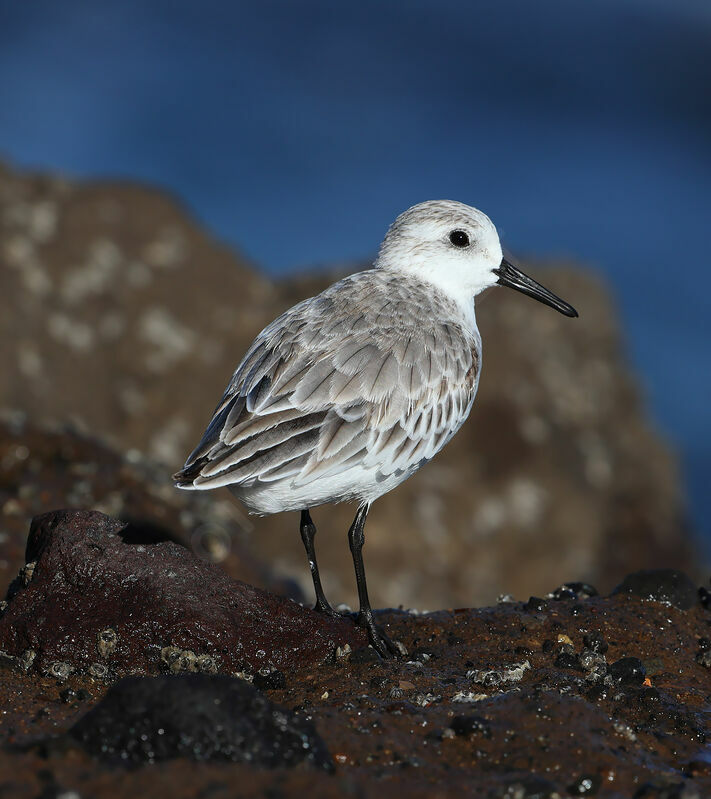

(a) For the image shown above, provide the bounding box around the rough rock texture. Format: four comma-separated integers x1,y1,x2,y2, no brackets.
0,512,710,797
69,674,334,770
0,412,300,599
0,161,698,609
0,510,365,676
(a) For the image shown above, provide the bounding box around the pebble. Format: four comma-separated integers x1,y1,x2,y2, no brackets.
609,657,646,685
68,674,334,770
612,570,697,611
582,631,608,654
449,714,492,738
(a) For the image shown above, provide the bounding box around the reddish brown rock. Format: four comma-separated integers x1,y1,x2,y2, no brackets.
0,509,365,676
1,552,710,797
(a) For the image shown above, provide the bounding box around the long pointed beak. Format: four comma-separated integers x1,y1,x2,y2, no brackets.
493,258,578,318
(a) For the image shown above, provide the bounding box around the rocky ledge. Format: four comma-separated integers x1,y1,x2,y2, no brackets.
1,509,710,798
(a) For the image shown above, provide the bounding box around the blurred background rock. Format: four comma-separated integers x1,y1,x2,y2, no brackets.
0,164,697,608
0,0,708,607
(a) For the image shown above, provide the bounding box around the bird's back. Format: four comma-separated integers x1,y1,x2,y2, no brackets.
174,269,481,512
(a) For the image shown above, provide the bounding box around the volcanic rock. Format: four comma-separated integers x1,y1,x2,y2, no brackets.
69,674,333,770
0,509,365,676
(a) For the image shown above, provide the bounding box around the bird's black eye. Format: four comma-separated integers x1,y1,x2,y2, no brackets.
449,230,470,248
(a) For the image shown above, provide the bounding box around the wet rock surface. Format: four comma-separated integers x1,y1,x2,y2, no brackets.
0,161,699,608
0,512,710,797
69,674,333,770
0,510,365,676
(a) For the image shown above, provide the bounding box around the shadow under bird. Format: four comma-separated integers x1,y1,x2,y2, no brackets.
174,200,578,657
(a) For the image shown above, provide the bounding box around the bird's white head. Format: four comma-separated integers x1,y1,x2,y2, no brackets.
375,199,578,319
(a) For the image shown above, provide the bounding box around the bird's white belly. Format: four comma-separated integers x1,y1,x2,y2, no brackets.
231,460,421,515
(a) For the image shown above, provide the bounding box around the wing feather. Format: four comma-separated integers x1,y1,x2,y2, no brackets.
173,271,481,494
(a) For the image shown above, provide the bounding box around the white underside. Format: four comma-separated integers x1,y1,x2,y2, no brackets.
228,459,423,515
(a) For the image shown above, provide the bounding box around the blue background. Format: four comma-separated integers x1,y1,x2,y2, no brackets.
0,0,709,542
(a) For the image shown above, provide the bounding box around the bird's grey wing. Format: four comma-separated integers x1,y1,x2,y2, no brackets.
174,276,480,491
305,320,480,485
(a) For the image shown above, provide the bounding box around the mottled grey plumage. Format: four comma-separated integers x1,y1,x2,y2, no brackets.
174,199,577,658
174,269,481,511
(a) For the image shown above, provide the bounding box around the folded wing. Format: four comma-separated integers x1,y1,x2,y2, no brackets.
173,273,480,491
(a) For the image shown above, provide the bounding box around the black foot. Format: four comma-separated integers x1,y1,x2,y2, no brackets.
357,609,402,659
313,598,343,619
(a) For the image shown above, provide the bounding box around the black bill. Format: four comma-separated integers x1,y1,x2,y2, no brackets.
494,258,578,318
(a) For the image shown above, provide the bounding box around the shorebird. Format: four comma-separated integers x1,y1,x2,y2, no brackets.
174,200,578,657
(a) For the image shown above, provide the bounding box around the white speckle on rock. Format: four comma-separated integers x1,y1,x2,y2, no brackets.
452,691,488,703
149,415,190,465
17,344,43,378
61,239,123,303
118,382,146,415
139,307,196,372
29,200,58,242
142,225,187,268
47,312,95,352
508,479,547,529
472,496,506,538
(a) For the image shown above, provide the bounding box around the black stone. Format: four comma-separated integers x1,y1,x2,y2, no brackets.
450,715,492,738
350,646,381,664
252,668,286,691
69,674,333,770
609,656,646,685
554,652,581,670
525,596,547,613
551,582,599,601
612,570,697,610
582,631,608,654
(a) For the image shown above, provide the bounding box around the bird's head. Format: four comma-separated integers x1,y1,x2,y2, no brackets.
376,200,577,318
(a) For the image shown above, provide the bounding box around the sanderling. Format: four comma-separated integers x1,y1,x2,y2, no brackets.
174,200,578,656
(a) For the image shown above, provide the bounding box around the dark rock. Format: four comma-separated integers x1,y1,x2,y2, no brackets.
253,668,286,691
612,570,698,610
550,582,599,601
350,646,381,665
449,714,492,738
69,674,333,770
695,650,711,669
609,656,646,685
554,651,581,670
633,782,699,799
524,596,548,613
0,510,365,676
582,631,609,654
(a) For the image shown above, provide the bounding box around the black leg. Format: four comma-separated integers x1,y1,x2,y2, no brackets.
348,504,400,658
300,509,340,617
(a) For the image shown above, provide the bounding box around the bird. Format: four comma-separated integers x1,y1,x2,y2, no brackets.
174,200,578,657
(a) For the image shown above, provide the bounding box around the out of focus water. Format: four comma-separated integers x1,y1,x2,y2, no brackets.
0,0,709,542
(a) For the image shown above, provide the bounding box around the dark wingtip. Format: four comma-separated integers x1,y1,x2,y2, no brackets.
172,457,209,487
